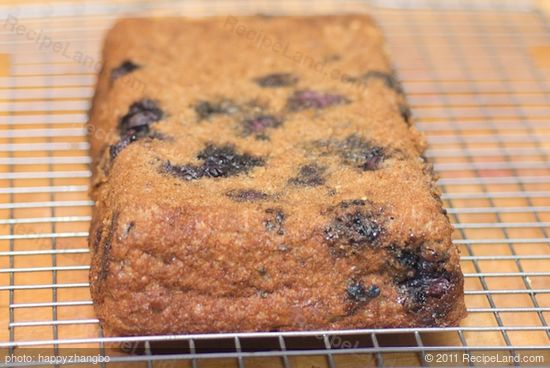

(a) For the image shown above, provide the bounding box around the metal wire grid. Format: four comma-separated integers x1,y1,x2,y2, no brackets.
0,0,549,366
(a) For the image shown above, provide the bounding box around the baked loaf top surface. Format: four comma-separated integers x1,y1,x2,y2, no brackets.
88,15,466,336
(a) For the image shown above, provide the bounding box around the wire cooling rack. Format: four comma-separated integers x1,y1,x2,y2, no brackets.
0,0,549,367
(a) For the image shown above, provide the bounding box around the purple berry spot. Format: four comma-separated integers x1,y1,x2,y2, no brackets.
347,281,380,302
326,211,381,244
289,163,326,187
319,135,386,171
264,208,285,235
346,281,380,315
195,100,239,120
226,189,270,202
391,247,454,312
161,144,264,180
324,200,383,255
242,115,282,139
255,73,298,88
109,100,165,161
360,146,384,171
162,162,202,180
287,90,349,111
119,99,163,134
426,277,452,297
111,60,140,81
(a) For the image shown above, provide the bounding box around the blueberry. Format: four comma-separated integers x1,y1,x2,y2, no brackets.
226,189,270,202
198,144,264,178
324,201,383,254
288,163,326,187
363,147,385,171
336,135,386,171
119,99,163,135
255,73,298,88
242,114,282,138
110,60,140,81
287,90,349,111
326,211,382,244
426,277,452,297
161,144,264,180
347,281,381,302
162,161,203,180
391,246,454,311
109,99,164,161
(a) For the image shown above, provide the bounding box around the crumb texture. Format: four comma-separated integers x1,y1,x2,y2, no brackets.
88,15,466,336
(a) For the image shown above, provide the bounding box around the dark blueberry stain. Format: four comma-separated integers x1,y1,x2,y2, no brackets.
161,161,202,180
109,99,165,160
316,135,387,171
288,163,326,187
255,73,298,88
390,246,454,313
324,200,383,255
242,114,283,139
361,146,385,171
325,211,382,246
346,281,380,315
264,208,285,236
119,99,163,135
225,189,270,202
347,281,381,302
339,135,386,171
161,144,264,180
287,90,349,111
195,99,240,120
99,213,118,282
110,60,140,81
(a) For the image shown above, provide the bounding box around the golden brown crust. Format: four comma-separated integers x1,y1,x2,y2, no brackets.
88,15,466,336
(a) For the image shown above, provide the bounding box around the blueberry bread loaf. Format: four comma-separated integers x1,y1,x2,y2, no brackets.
88,15,466,336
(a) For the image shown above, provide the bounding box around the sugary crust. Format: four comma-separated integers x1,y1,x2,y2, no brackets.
88,15,466,336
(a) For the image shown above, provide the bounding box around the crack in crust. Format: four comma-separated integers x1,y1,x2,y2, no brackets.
99,212,119,282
